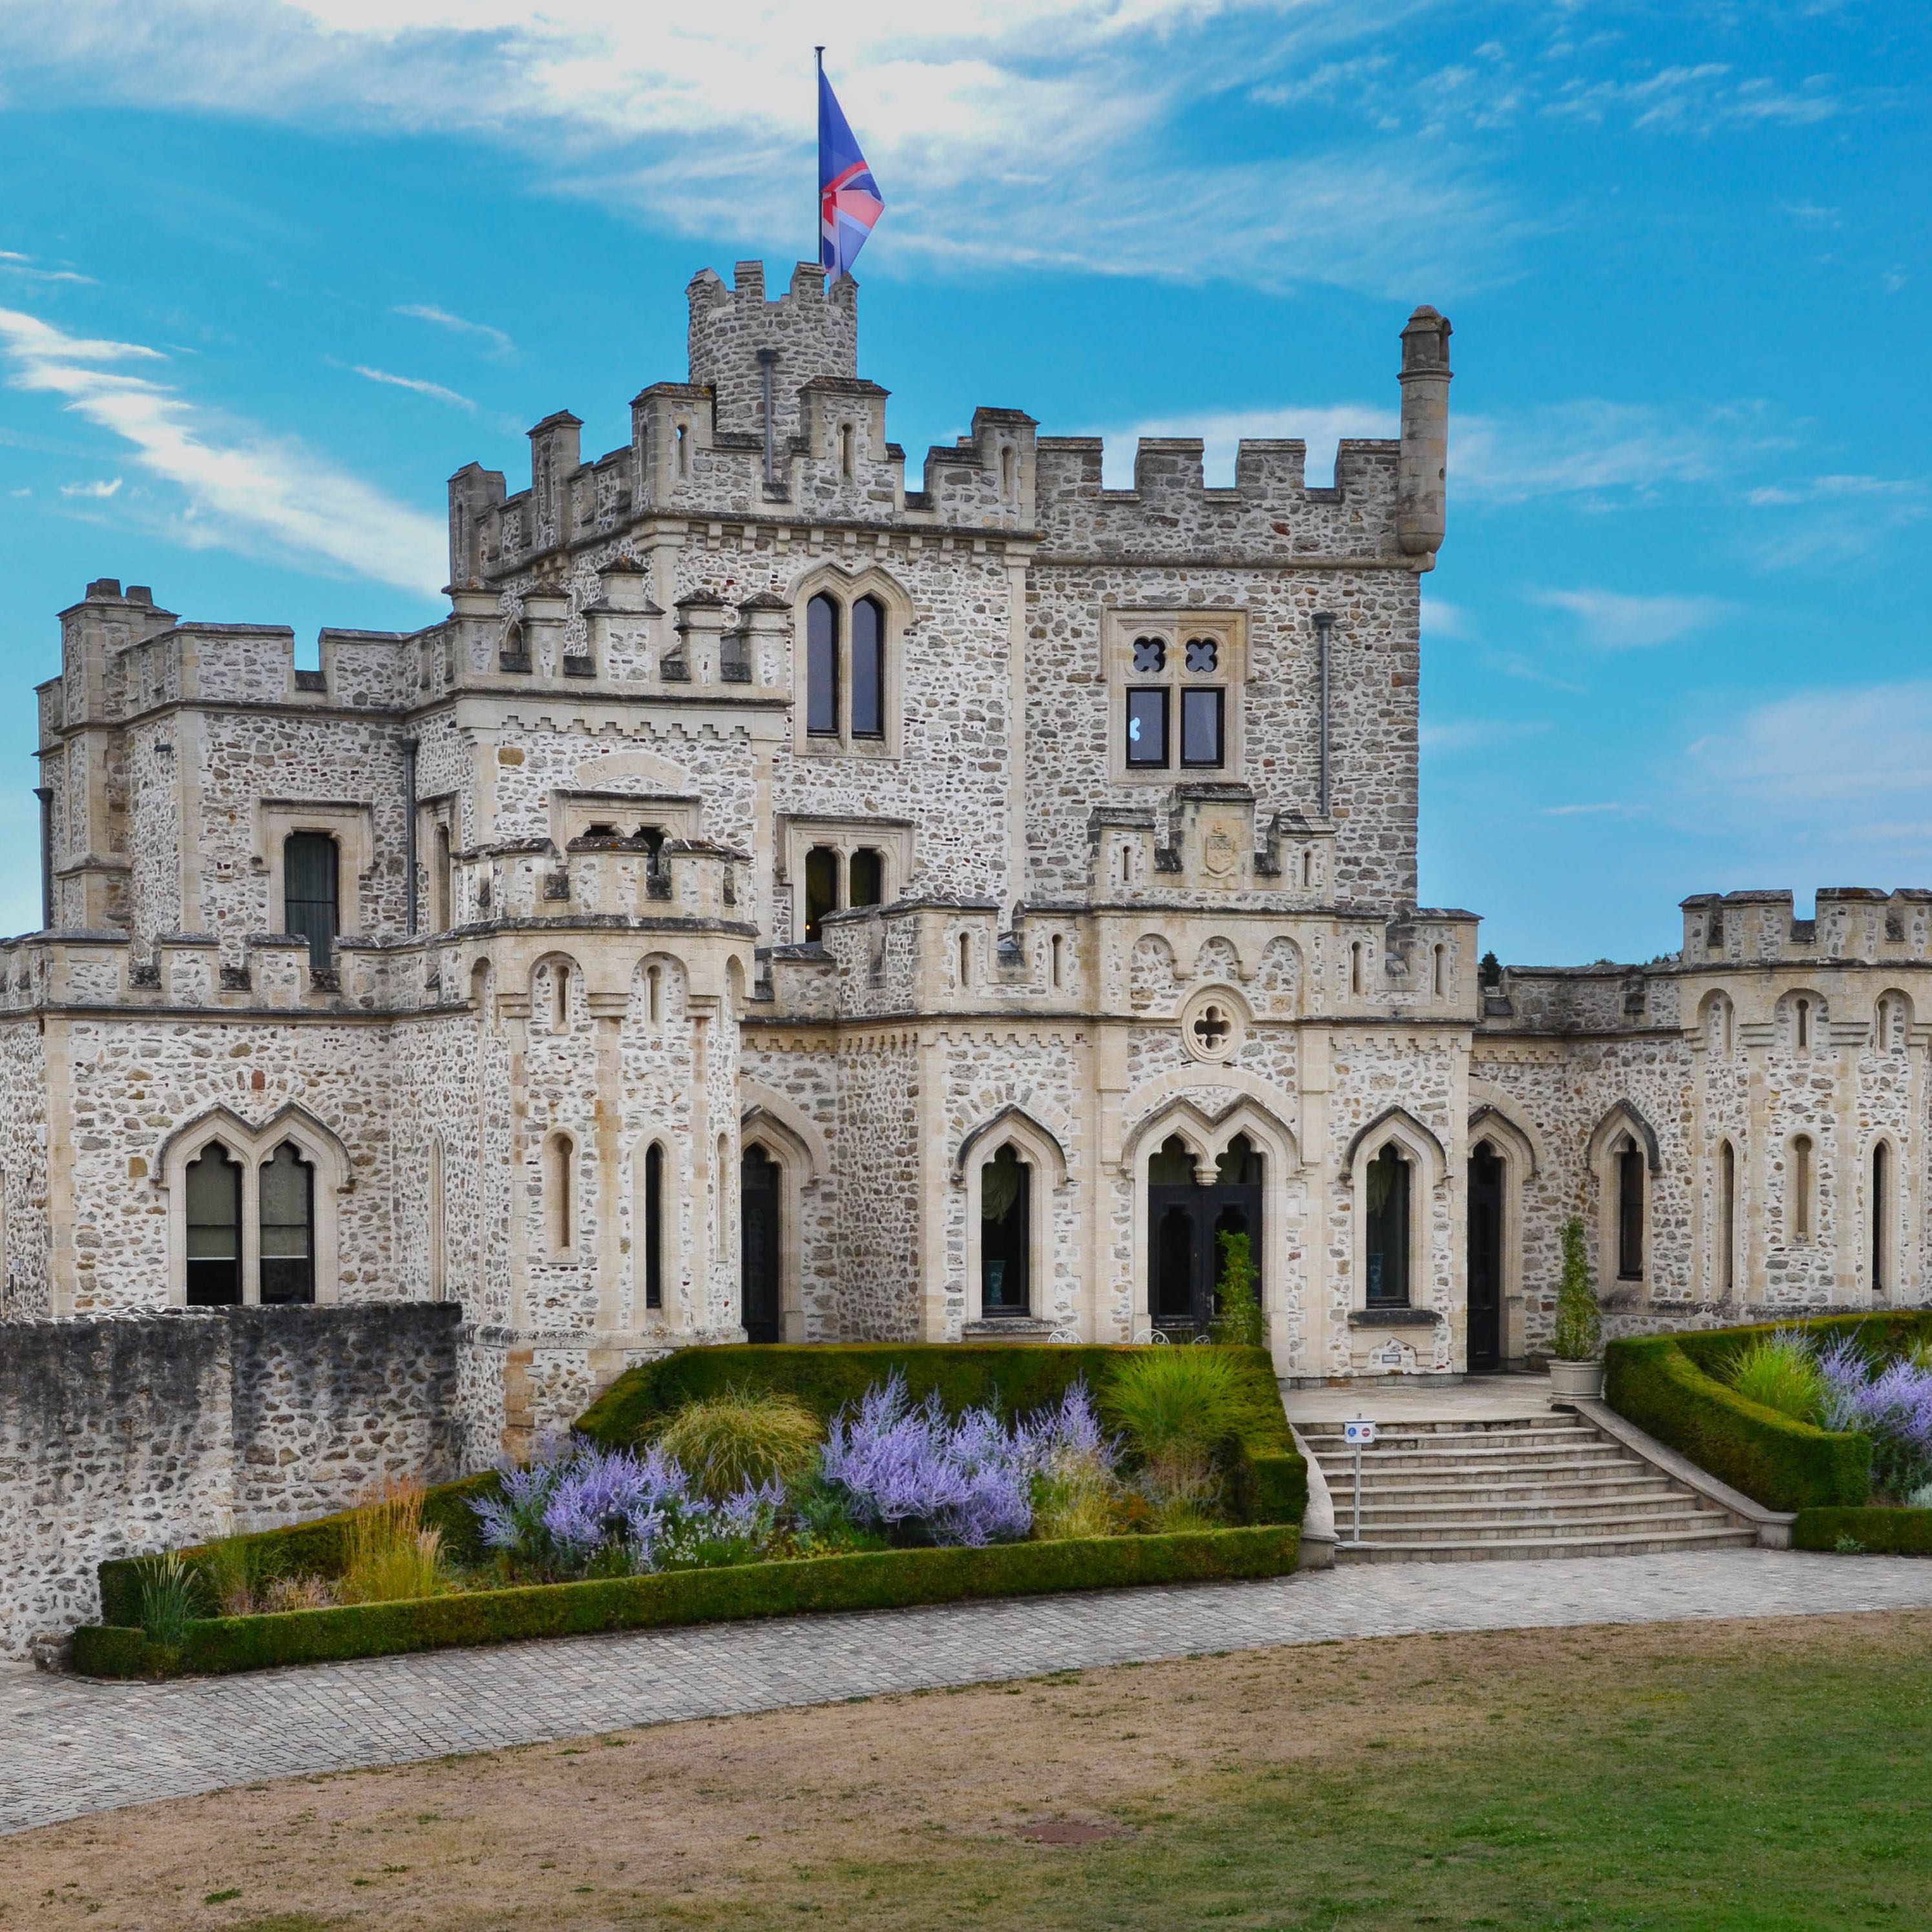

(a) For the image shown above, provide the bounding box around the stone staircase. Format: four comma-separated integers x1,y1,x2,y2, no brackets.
1298,1412,1759,1563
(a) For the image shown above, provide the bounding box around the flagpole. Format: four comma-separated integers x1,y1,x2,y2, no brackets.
814,46,825,275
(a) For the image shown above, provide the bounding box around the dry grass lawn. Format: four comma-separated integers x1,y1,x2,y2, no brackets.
5,1610,1931,1931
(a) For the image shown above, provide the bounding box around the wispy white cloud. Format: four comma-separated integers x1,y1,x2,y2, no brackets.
1529,585,1735,649
1544,63,1842,132
351,363,476,412
59,475,121,498
0,304,445,596
0,1,1523,298
1422,717,1550,753
393,303,513,355
1420,596,1475,640
0,249,96,286
1542,801,1629,817
1678,682,1932,874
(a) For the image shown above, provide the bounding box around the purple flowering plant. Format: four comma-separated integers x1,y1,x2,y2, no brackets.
1816,1338,1932,1498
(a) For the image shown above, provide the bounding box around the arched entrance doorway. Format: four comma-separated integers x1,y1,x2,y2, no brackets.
1466,1140,1504,1372
740,1144,781,1343
1148,1134,1262,1335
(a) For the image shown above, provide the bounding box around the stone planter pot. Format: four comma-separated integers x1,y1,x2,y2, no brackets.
1548,1358,1604,1404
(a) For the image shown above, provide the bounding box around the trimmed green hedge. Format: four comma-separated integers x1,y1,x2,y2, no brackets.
75,1523,1299,1679
1794,1507,1932,1555
98,1471,499,1630
1604,1312,1932,1513
98,1343,1306,1630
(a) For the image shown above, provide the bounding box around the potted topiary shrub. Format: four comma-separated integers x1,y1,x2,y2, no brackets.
1548,1214,1603,1403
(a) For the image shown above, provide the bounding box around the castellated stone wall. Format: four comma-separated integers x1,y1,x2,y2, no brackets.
686,261,858,444
0,1304,461,1657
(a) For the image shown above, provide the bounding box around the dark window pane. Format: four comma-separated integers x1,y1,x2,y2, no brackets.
258,1142,314,1305
1126,688,1168,767
803,846,839,943
284,833,339,968
848,847,883,907
1131,635,1166,675
1184,636,1219,674
644,1142,664,1310
1617,1146,1644,1277
1365,1145,1410,1307
980,1146,1030,1314
850,598,884,738
806,595,839,736
1181,687,1224,767
185,1144,242,1307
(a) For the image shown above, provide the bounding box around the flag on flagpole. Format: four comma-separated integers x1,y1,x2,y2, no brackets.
818,62,883,284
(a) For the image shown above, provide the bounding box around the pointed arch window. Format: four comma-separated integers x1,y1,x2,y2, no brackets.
1616,1137,1645,1279
801,586,897,753
1364,1144,1411,1308
979,1144,1031,1316
258,1142,315,1305
185,1142,243,1307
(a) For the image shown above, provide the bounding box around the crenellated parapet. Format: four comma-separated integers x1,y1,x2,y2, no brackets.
1681,887,1932,967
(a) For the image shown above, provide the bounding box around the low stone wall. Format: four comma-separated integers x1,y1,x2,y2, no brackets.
0,1304,463,1657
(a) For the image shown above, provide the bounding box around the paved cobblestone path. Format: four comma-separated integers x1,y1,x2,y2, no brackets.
6,1550,1932,1836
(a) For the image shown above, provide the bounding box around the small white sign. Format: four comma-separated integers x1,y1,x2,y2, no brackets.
1343,1418,1378,1447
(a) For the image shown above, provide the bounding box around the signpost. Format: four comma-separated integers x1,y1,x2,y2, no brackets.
1339,1417,1377,1548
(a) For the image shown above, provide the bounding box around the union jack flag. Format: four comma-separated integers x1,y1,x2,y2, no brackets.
819,65,883,285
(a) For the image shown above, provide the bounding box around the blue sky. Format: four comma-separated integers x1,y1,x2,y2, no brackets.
0,1,1925,963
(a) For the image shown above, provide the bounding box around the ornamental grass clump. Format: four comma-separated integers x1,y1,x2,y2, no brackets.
1100,1347,1273,1532
652,1387,822,1502
340,1478,448,1605
819,1373,1034,1547
136,1550,196,1646
1023,1381,1122,1541
1727,1329,1826,1425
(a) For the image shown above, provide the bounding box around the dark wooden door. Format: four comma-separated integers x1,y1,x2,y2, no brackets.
740,1146,781,1343
1149,1184,1261,1334
1467,1145,1504,1372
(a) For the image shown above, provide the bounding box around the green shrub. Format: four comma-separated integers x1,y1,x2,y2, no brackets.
1033,1444,1120,1542
653,1387,822,1501
74,1525,1300,1679
1551,1216,1601,1361
1796,1507,1932,1557
1727,1330,1825,1424
1210,1231,1265,1349
136,1551,196,1645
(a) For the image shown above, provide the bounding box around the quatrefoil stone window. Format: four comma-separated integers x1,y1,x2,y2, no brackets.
1179,987,1245,1064
1131,635,1167,674
1184,636,1219,674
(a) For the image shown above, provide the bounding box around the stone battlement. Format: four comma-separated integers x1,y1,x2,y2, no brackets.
1681,888,1932,968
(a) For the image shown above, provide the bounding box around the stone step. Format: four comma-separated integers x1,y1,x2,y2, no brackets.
1299,1420,1589,1444
1346,1500,1730,1535
1312,1449,1633,1477
1333,1524,1760,1563
1325,1472,1686,1504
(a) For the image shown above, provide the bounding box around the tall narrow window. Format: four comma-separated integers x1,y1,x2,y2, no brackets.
646,963,663,1025
1050,932,1064,989
644,1141,664,1311
806,594,840,737
1179,687,1224,767
848,846,883,908
1001,446,1016,498
552,963,571,1032
1792,1134,1814,1241
675,421,688,477
433,821,453,931
258,1142,315,1305
958,931,972,987
1872,1140,1890,1295
184,1142,242,1307
1718,1140,1736,1297
1433,945,1448,998
427,1136,446,1302
803,846,839,943
549,1133,574,1255
1365,1144,1411,1308
980,1144,1031,1316
1350,942,1364,996
1617,1139,1645,1279
1795,998,1811,1050
839,422,854,479
1125,688,1168,767
850,597,885,738
284,832,339,969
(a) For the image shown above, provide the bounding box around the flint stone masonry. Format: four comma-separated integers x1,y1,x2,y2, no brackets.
6,255,1932,1643
0,1305,461,1656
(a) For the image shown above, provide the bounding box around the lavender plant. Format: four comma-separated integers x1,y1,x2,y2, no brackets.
819,1374,1036,1547
1816,1338,1932,1500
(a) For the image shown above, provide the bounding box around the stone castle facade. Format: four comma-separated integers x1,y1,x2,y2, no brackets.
8,259,1927,1450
